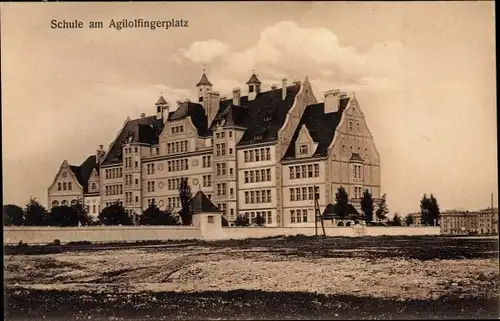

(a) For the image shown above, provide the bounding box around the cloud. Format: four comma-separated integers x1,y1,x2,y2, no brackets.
177,21,405,95
175,39,229,63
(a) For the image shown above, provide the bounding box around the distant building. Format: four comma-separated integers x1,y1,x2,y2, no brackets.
439,208,498,235
47,71,382,225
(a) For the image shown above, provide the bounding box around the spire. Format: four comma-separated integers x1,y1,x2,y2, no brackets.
246,70,262,85
196,68,213,87
155,94,167,105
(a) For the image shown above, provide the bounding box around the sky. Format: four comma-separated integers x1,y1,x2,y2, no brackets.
1,2,497,214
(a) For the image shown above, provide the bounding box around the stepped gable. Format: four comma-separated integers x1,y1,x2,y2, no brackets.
168,101,211,137
69,155,98,193
282,97,350,160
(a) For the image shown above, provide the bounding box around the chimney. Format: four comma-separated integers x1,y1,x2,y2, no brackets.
140,113,145,118
232,87,241,105
205,91,221,127
282,78,287,100
96,144,105,163
324,89,341,113
271,84,277,90
339,92,348,98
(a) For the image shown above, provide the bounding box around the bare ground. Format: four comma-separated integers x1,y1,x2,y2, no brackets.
4,235,500,320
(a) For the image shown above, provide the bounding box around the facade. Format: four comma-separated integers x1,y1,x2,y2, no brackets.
409,208,498,234
48,71,382,226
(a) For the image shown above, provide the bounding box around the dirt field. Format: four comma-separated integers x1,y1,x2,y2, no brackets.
4,235,499,320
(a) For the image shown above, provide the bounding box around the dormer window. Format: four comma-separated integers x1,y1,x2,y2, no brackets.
254,135,262,141
264,116,272,121
299,144,308,155
249,85,254,93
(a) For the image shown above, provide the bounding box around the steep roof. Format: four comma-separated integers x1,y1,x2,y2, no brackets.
212,85,300,146
156,95,167,105
196,73,213,87
168,101,210,136
101,116,164,165
190,190,222,213
282,98,350,160
246,73,262,85
69,155,98,193
322,203,361,220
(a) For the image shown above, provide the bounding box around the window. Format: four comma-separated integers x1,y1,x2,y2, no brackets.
207,216,214,224
229,131,232,138
91,183,97,190
357,122,360,131
63,182,67,191
58,183,62,191
52,200,59,207
229,148,233,155
299,144,308,155
134,147,138,153
349,121,353,131
202,156,211,168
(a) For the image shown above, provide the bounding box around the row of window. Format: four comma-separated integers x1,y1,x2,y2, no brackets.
244,147,271,163
105,168,123,179
171,125,184,134
167,159,189,172
348,121,361,132
57,182,73,191
124,147,138,154
105,201,123,207
124,157,139,169
167,140,189,154
125,192,139,204
167,178,183,190
244,168,271,183
353,186,363,199
146,164,155,175
85,204,100,214
124,174,139,187
203,175,212,187
353,164,362,180
105,184,123,196
244,190,272,204
215,143,229,156
216,163,233,176
51,199,77,207
289,164,320,179
147,181,156,192
298,144,308,155
290,209,309,223
167,197,180,208
202,156,212,168
290,186,320,201
216,183,228,196
243,211,273,224
215,131,233,139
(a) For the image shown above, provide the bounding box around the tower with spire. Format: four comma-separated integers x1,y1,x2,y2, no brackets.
246,70,262,101
196,67,213,103
155,94,169,122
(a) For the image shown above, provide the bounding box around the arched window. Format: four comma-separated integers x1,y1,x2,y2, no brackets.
61,200,68,206
63,182,67,191
52,200,59,207
58,183,62,191
71,199,77,205
68,182,72,190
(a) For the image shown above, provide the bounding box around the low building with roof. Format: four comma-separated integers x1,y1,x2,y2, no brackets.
48,71,381,226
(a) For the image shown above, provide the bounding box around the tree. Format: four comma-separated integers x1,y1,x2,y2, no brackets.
48,206,79,227
98,201,133,226
420,194,440,226
178,177,193,225
253,213,266,226
138,200,179,226
3,204,25,226
391,213,402,226
405,215,414,226
375,194,389,223
360,189,374,223
72,200,93,226
234,215,250,227
221,216,229,227
334,187,350,219
24,198,48,226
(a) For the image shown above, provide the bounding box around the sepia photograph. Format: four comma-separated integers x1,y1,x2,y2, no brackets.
2,1,498,320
